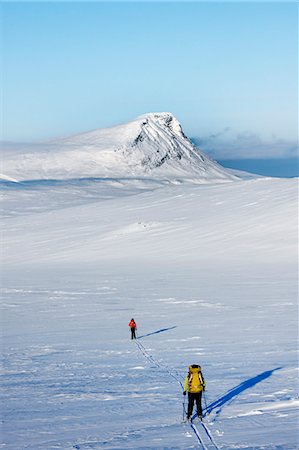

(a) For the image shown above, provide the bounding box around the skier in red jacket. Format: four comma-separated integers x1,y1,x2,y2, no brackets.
128,318,137,339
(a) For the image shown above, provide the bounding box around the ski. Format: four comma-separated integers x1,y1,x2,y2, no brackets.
190,411,220,450
199,420,220,450
190,422,209,450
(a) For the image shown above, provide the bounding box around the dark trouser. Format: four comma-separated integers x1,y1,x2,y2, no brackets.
187,392,202,418
130,327,136,339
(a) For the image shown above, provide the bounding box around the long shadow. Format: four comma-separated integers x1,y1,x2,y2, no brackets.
205,367,282,417
137,326,177,339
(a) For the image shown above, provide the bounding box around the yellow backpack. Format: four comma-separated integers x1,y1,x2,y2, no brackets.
188,365,204,393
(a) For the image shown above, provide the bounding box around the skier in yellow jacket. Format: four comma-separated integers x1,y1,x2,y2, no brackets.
183,364,205,420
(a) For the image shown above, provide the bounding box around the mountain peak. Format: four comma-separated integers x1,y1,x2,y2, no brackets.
135,112,187,140
138,111,174,120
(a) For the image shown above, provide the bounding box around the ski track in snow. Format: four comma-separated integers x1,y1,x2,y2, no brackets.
1,175,298,449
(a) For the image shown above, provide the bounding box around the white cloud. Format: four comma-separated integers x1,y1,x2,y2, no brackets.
193,128,298,160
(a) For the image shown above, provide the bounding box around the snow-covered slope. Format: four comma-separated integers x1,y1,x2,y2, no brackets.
3,177,297,266
1,113,236,182
1,176,298,450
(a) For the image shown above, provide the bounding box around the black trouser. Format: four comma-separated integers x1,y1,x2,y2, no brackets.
130,327,136,339
187,392,202,418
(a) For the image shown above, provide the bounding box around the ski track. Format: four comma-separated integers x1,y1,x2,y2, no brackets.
1,177,298,449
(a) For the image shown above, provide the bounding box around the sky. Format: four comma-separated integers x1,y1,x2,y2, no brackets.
1,1,298,172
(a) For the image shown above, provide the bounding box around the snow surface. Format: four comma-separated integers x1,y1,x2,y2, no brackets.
1,114,298,449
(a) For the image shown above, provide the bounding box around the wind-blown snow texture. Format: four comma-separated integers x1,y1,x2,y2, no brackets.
1,113,298,449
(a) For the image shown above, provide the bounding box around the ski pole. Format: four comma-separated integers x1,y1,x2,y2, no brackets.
203,391,209,415
182,396,186,422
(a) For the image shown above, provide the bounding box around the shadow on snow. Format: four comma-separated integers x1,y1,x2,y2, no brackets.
137,326,177,339
205,367,282,417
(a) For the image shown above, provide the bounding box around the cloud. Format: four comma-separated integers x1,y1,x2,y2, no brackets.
192,129,298,160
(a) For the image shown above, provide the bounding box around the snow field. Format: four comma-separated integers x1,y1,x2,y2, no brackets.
1,175,298,449
1,265,298,449
2,178,297,267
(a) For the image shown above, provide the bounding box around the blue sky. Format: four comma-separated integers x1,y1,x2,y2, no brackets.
1,2,298,169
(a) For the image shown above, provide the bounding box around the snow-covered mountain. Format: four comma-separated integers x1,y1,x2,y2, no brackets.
1,113,236,182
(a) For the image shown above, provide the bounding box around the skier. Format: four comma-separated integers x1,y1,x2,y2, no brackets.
183,364,205,421
128,318,137,339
